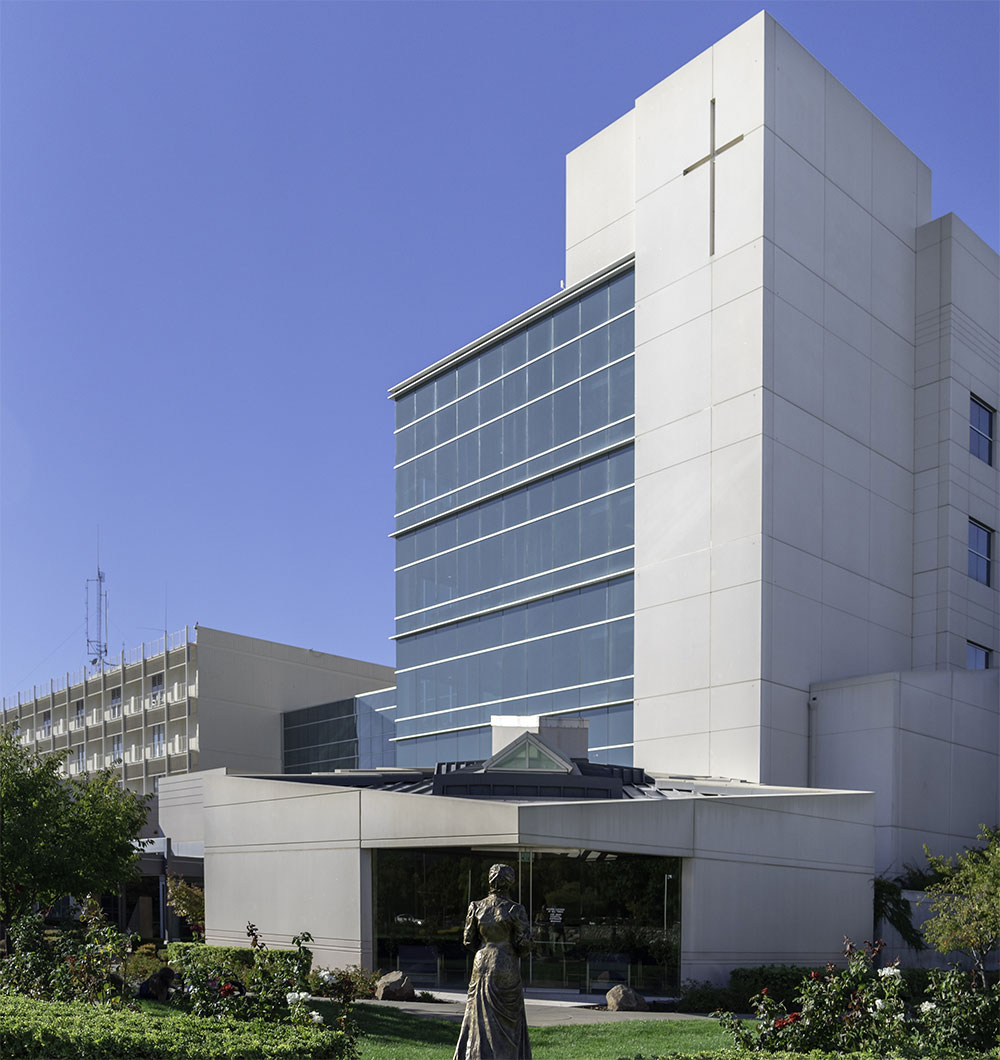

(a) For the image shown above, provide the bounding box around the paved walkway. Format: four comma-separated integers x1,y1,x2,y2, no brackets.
355,991,714,1027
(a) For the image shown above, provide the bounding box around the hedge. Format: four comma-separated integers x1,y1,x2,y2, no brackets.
166,942,255,972
0,995,356,1060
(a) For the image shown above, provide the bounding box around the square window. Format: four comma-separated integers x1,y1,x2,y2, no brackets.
966,642,991,670
968,519,992,586
970,395,994,465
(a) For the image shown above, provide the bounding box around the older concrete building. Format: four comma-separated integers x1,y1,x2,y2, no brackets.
2,627,394,798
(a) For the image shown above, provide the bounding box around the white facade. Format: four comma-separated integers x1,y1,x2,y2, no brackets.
565,12,998,872
1,626,394,799
161,763,874,986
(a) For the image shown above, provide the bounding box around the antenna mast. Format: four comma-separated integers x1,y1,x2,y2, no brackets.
86,566,109,670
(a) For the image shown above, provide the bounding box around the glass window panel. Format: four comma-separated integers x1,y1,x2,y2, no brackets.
553,302,581,345
581,495,611,558
553,385,580,445
395,392,416,429
457,432,478,485
503,368,527,409
584,707,609,748
552,589,580,632
435,443,456,495
525,599,552,639
457,358,479,397
969,519,992,586
580,285,609,331
578,582,608,624
527,356,553,401
526,640,551,692
580,370,610,434
504,488,528,529
457,392,479,434
502,643,527,697
480,345,502,385
396,462,416,512
436,404,457,445
609,489,634,549
503,527,525,582
456,509,478,545
528,396,554,453
435,517,457,553
610,357,635,421
415,415,435,454
552,508,580,564
526,318,553,360
579,625,608,683
414,382,435,419
502,605,526,643
609,271,635,317
608,576,634,616
971,395,994,465
435,370,457,406
609,446,634,489
502,332,528,372
580,456,608,498
528,478,553,518
552,465,580,509
479,422,503,476
396,425,415,463
553,340,581,387
966,642,990,669
480,497,503,536
610,621,634,677
480,380,502,423
609,313,635,360
580,325,609,374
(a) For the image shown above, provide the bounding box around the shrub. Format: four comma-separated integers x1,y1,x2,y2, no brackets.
165,941,254,975
169,925,315,1023
309,964,381,1003
0,994,358,1059
0,904,135,1006
912,967,1000,1052
717,937,1000,1057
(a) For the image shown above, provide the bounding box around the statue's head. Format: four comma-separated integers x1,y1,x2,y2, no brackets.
488,863,516,894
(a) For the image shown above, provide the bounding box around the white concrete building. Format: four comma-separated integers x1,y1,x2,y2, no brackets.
563,13,998,876
160,12,997,988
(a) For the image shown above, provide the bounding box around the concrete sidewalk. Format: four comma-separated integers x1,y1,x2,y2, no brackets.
355,992,714,1027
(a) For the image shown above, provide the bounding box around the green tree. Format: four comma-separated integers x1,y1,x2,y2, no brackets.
922,826,1000,988
166,875,205,939
0,724,149,937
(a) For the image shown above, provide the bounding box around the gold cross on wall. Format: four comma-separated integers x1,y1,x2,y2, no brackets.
682,98,744,256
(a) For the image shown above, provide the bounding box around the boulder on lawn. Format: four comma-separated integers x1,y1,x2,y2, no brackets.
606,984,648,1011
375,970,416,1001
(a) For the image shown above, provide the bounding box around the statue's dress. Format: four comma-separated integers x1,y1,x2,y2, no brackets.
452,893,532,1060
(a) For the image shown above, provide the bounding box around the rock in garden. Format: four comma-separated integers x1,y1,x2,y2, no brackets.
606,984,648,1011
375,970,416,1001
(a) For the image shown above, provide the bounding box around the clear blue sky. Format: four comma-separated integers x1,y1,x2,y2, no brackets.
2,1,997,701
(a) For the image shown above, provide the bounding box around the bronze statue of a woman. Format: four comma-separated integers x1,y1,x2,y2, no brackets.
452,863,532,1060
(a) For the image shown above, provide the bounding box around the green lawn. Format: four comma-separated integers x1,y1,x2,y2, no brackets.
350,1004,733,1060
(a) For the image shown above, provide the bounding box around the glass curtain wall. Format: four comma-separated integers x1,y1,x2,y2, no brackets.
283,689,396,772
372,847,681,994
392,269,636,766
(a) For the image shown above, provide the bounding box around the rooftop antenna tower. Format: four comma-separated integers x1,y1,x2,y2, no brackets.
86,535,109,670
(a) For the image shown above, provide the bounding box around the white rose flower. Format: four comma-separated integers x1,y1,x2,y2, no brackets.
309,1010,324,1025
920,1001,937,1014
873,999,884,1010
877,966,901,979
